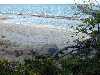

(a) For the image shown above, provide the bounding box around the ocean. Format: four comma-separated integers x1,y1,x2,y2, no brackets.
0,4,86,28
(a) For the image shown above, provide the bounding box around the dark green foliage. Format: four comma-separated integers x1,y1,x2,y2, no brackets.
76,11,100,35
67,11,100,75
23,57,62,75
60,56,100,75
95,12,100,23
0,57,62,75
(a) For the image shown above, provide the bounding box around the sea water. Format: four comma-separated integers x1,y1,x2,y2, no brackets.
0,4,86,28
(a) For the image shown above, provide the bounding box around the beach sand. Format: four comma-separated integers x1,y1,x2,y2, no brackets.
0,15,89,61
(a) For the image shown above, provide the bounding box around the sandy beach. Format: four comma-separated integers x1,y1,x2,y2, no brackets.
0,15,89,61
0,15,74,48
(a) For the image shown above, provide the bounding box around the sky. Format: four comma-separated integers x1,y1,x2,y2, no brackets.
0,0,99,4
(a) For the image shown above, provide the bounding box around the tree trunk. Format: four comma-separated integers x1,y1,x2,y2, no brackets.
98,24,99,33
